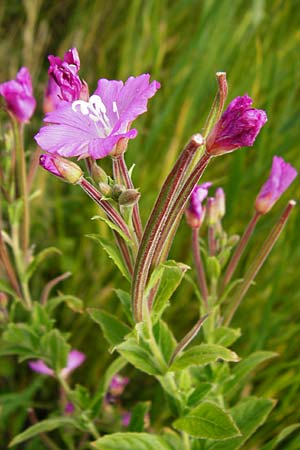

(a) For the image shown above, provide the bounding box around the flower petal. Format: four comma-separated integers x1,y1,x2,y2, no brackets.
28,360,54,376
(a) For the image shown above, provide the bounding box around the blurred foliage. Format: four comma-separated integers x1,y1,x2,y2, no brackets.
0,0,300,448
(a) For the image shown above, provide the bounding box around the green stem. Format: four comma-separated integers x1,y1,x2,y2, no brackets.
11,223,32,308
144,310,168,373
224,201,295,326
112,154,143,242
183,432,191,450
14,122,30,258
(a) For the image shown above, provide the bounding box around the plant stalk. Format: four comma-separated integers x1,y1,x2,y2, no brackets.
224,201,295,326
192,228,209,308
222,210,261,290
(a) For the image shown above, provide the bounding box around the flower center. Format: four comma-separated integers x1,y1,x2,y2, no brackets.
72,95,120,135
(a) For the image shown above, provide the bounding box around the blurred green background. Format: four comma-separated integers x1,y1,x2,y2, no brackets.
1,0,300,447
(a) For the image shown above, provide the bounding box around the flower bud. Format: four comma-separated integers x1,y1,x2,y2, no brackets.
206,197,218,226
255,156,297,214
119,189,141,206
99,182,112,197
111,184,126,200
206,95,267,156
40,154,83,184
215,187,225,219
186,182,212,229
90,162,108,184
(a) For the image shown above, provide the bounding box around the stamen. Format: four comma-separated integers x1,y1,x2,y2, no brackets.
113,101,119,119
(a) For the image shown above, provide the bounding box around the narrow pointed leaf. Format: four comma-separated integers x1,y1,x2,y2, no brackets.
169,344,239,371
92,216,132,243
9,417,78,447
88,309,131,347
25,247,62,282
87,234,130,281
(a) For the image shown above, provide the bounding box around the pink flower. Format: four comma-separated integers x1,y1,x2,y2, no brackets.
43,77,63,113
255,156,297,214
34,74,160,159
186,182,212,228
206,95,267,156
109,374,129,396
48,47,82,102
0,67,36,122
28,349,85,378
39,154,83,184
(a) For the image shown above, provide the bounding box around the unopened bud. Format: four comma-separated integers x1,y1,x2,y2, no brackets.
119,189,141,207
206,197,218,226
111,184,126,200
39,154,83,184
91,162,108,184
215,187,225,219
99,182,112,197
185,206,206,229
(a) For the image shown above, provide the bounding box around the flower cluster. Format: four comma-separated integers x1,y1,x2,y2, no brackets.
29,350,85,378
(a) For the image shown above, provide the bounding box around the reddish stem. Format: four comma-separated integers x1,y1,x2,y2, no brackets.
192,228,208,309
222,210,261,290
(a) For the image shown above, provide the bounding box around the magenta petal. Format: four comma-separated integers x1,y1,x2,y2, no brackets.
60,350,86,377
117,74,161,122
255,156,297,214
88,129,138,159
0,67,36,122
28,360,54,376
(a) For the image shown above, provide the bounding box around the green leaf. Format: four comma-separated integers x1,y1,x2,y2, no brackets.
261,423,300,450
173,401,240,440
9,417,77,447
212,327,241,347
92,432,173,450
31,302,55,332
87,234,130,281
115,289,133,325
88,309,131,348
0,278,18,297
92,216,132,243
46,295,84,314
187,383,213,408
40,329,70,372
206,256,221,279
128,402,151,432
205,397,275,449
25,247,62,282
149,260,189,323
225,351,277,394
117,336,160,375
2,323,40,359
153,320,177,363
169,344,239,371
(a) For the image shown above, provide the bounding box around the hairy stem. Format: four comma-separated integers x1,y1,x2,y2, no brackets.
192,228,208,308
222,210,261,290
112,154,143,242
224,201,295,326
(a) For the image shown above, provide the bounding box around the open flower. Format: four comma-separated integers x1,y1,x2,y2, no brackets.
28,349,85,378
35,74,160,159
255,156,297,214
0,67,36,122
186,182,212,228
48,47,82,102
206,95,267,156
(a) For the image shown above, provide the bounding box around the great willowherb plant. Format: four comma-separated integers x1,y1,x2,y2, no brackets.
0,48,298,449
